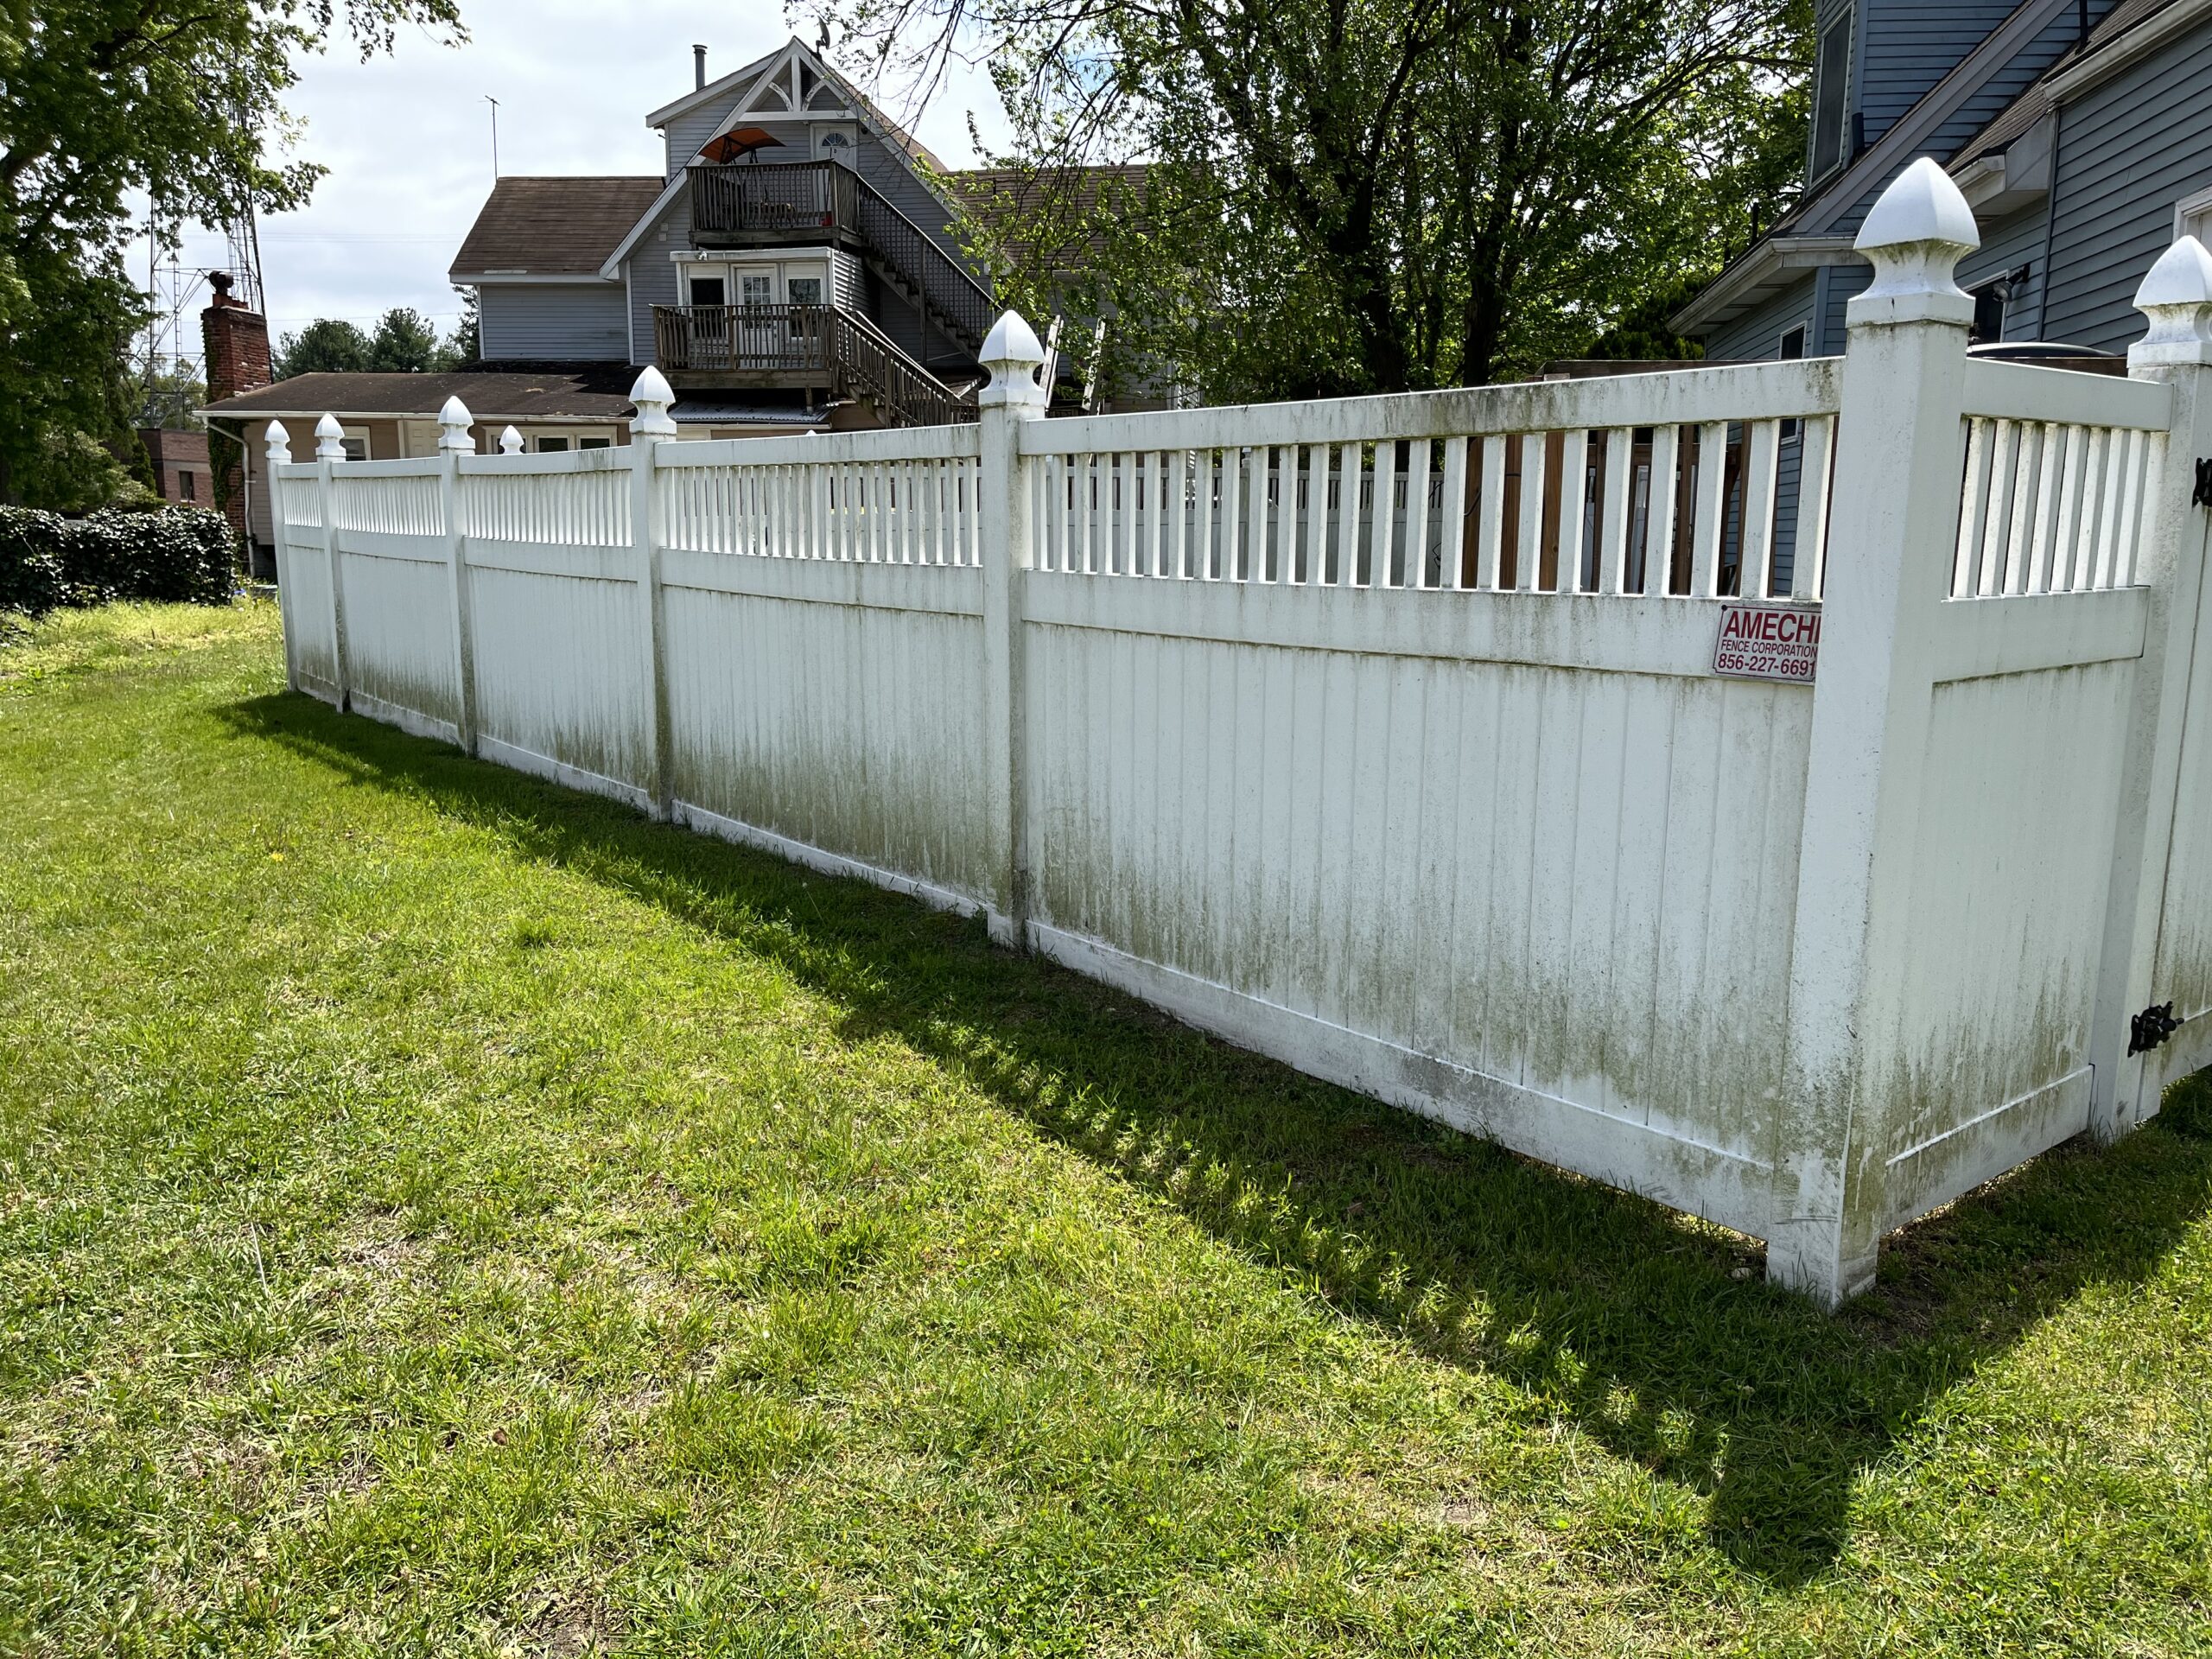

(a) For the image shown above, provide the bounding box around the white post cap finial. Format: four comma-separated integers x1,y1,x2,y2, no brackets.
315,412,346,461
264,421,291,464
978,309,1048,410
499,424,524,454
629,365,678,438
437,394,475,451
2131,236,2212,368
1847,157,1980,329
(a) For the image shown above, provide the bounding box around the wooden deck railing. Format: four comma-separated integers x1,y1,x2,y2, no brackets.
685,160,997,352
651,302,977,429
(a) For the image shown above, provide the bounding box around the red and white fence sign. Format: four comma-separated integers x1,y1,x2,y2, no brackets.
1713,603,1821,683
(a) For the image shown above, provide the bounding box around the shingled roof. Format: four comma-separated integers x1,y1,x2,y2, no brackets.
449,176,664,280
200,365,640,423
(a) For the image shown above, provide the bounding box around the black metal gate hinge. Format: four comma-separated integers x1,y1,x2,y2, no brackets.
2129,1001,2182,1057
2193,458,2212,508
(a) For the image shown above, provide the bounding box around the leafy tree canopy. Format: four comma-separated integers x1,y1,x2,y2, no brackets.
274,316,371,378
842,0,1807,400
275,304,473,378
0,0,467,508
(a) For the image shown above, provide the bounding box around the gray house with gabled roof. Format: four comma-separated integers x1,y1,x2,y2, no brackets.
444,35,1001,436
1674,0,2212,364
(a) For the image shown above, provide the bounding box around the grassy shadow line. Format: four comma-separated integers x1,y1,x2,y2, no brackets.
219,691,2212,1586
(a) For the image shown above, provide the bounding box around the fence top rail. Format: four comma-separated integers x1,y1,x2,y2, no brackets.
456,446,631,478
276,455,445,480
1960,357,2173,430
654,424,983,468
1020,357,1844,457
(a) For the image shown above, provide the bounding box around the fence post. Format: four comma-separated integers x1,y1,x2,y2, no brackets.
263,423,298,692
976,310,1049,947
438,395,479,756
1770,160,1980,1306
2093,238,2212,1136
629,367,678,820
315,413,351,712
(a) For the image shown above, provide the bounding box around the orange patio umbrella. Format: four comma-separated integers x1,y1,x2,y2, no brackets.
699,127,785,164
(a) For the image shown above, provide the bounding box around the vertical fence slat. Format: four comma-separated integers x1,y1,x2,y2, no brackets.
1795,414,1834,601
1739,418,1780,598
1646,424,1681,594
1691,422,1727,597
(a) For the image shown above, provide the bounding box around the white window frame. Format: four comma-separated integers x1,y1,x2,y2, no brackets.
526,427,618,454
2174,182,2212,244
340,423,371,462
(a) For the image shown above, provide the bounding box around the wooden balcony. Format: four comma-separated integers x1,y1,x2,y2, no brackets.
685,160,997,353
651,302,976,429
687,158,858,249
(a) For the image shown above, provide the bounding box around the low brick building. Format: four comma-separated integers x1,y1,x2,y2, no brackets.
137,428,213,507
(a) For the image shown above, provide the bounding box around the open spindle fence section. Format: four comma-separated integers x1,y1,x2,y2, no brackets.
1948,362,2173,596
329,461,442,537
459,452,631,548
1025,360,1841,601
658,428,984,565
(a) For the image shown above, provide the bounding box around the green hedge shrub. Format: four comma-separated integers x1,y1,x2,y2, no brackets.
0,507,235,619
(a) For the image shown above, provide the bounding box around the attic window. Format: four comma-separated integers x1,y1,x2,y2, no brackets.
1809,17,1850,181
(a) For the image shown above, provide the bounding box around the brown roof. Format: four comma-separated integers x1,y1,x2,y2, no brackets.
449,176,664,279
199,365,639,423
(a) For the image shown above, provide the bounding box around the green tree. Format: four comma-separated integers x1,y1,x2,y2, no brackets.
854,0,1806,399
0,0,466,507
444,286,479,366
273,317,372,378
366,305,440,372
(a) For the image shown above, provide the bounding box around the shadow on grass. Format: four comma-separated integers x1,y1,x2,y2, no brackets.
223,692,2212,1586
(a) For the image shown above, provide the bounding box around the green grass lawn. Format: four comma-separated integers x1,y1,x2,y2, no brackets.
3,601,2209,1657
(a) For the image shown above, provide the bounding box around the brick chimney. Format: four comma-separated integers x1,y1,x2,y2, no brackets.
202,271,271,404
201,271,271,543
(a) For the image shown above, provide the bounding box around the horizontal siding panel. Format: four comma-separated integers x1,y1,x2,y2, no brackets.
2045,17,2212,351
479,282,629,361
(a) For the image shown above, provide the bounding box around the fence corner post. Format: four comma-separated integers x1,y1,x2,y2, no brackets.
439,395,479,756
976,310,1049,948
1770,158,1978,1307
315,413,351,712
264,422,299,692
629,367,679,822
2093,238,2212,1137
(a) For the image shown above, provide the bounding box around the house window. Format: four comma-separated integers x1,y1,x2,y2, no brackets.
579,436,613,451
1969,277,2011,344
741,272,774,308
536,436,570,453
2174,182,2212,245
1808,17,1851,181
787,275,824,308
689,275,727,308
340,427,370,462
181,470,196,501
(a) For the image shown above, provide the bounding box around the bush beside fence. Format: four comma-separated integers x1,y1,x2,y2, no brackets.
0,506,235,619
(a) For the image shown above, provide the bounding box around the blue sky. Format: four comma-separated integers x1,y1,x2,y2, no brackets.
132,3,1010,361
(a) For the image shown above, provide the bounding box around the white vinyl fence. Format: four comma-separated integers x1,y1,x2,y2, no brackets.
268,162,2212,1306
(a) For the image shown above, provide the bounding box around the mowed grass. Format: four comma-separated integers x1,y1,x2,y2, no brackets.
3,602,2210,1658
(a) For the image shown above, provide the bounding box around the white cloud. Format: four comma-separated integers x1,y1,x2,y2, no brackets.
136,2,1009,352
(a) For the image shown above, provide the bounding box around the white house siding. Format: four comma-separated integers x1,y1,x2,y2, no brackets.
479,282,630,360
2044,16,2212,353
